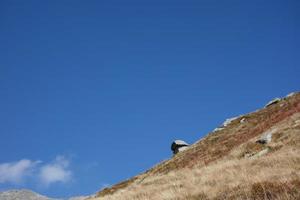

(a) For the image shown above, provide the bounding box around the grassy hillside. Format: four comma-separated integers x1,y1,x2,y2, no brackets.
90,92,300,200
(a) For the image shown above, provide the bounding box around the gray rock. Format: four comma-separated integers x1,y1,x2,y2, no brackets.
223,117,239,127
171,140,189,154
286,92,296,98
213,127,224,132
213,116,239,132
265,98,281,108
256,131,273,144
240,118,246,123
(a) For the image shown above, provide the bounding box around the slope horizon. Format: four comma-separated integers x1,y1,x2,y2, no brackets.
92,92,300,200
0,0,299,198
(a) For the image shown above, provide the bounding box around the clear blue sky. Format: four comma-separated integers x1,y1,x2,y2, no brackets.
0,0,299,198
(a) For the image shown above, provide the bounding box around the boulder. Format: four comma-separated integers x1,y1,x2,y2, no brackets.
286,92,296,98
213,116,240,132
223,117,239,127
256,131,273,144
171,140,189,154
240,118,246,123
265,98,281,108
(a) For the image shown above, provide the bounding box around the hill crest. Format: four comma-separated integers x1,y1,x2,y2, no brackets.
92,92,300,200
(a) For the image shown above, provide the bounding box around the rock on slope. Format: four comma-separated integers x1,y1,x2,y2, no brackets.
92,92,300,200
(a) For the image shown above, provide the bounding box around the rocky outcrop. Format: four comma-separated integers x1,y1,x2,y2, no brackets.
256,130,274,144
171,140,189,154
265,97,281,107
213,116,240,132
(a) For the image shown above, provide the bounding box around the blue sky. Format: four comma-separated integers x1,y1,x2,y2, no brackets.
0,0,299,198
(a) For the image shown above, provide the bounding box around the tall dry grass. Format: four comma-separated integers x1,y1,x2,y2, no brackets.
92,145,300,200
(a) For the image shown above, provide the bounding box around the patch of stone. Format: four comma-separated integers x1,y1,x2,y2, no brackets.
286,92,296,98
213,116,241,132
213,127,224,132
223,117,239,127
265,98,281,108
256,129,275,144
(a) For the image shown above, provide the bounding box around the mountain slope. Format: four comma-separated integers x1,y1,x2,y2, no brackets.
91,92,300,200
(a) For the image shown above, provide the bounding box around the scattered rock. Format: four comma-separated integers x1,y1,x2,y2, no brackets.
213,127,224,132
286,92,296,98
265,98,281,108
213,116,239,132
223,117,239,127
256,130,274,144
171,140,189,155
240,118,246,123
244,152,255,158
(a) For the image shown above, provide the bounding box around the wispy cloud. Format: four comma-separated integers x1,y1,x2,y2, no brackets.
38,155,72,186
0,159,39,184
0,155,72,187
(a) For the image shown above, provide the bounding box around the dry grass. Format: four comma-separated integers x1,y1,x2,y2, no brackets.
93,146,300,200
90,93,300,200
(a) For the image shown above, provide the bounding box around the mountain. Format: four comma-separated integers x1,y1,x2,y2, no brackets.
0,190,54,200
0,190,88,200
90,92,300,200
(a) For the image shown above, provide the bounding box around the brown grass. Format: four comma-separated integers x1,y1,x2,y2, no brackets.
93,146,300,200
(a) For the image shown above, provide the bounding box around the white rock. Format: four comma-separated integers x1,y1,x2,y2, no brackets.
171,140,189,154
213,127,224,132
263,132,273,143
265,98,281,108
172,140,189,146
223,117,239,127
286,92,296,98
213,116,240,132
177,146,189,153
256,129,275,144
240,118,246,123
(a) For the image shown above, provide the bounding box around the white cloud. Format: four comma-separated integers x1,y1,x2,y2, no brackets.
0,155,72,187
0,159,38,184
38,155,72,186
